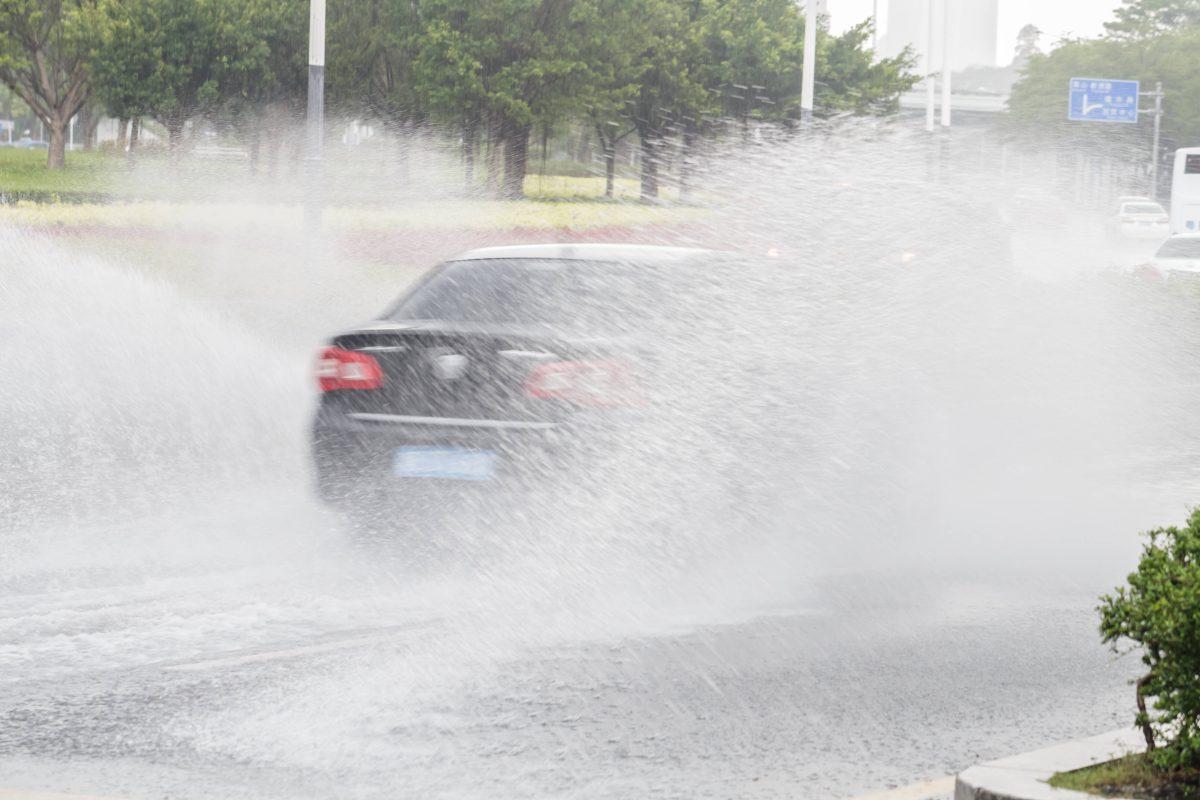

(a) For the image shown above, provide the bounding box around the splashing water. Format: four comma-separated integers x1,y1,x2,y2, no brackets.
3,125,1199,798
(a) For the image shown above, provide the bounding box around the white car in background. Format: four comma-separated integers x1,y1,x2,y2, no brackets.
1109,199,1170,239
1150,233,1200,275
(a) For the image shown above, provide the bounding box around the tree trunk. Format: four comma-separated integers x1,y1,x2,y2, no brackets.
500,119,530,200
1136,674,1156,752
680,128,698,201
638,131,659,202
166,116,185,163
46,118,67,169
116,118,129,151
463,115,477,189
85,110,100,150
248,128,261,175
485,114,502,195
129,117,141,155
606,149,617,199
77,104,100,150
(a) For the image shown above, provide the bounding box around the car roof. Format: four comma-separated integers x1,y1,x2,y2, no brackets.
446,243,714,263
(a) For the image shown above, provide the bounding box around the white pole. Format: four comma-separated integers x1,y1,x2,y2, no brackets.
801,1,817,123
1150,81,1164,198
305,0,326,230
69,115,75,150
872,0,878,50
940,0,951,127
306,0,325,157
924,0,935,132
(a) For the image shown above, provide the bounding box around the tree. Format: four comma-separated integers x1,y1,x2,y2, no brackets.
0,0,93,168
1006,25,1200,154
577,0,687,199
88,0,292,155
326,0,427,132
398,0,599,198
87,0,173,139
1100,508,1200,770
221,0,307,168
1013,23,1042,66
813,20,918,117
1105,0,1200,39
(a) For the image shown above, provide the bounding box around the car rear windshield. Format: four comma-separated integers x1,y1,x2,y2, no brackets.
1156,238,1200,258
1123,203,1164,215
388,258,674,330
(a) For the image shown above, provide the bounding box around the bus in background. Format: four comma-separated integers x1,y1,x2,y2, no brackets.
1170,147,1200,233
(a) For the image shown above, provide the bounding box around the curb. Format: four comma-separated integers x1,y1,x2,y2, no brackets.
955,728,1146,800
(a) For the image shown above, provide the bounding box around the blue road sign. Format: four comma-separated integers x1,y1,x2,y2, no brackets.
1068,78,1139,123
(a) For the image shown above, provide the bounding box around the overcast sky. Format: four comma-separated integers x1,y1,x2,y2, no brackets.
833,0,1119,65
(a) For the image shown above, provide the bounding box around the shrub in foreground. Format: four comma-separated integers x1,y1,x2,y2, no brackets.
1100,508,1200,770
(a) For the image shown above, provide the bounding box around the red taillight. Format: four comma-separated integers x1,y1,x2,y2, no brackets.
316,347,384,391
524,360,639,407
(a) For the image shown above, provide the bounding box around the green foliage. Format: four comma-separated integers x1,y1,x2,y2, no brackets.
1048,753,1182,794
0,0,94,166
0,146,114,192
1100,508,1200,770
1105,0,1200,39
1008,0,1200,150
86,0,172,120
88,0,304,140
325,0,426,124
816,20,918,117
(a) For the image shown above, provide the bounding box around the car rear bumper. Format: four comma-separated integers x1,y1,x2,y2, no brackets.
1118,222,1169,239
310,408,607,507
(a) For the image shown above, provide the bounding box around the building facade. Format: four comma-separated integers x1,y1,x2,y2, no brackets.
877,0,999,72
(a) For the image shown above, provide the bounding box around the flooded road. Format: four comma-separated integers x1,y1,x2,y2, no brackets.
0,515,1151,800
2,198,1195,799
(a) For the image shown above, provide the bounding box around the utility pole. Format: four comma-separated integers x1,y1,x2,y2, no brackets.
1148,81,1164,199
939,0,951,128
872,0,878,51
800,0,817,123
305,0,326,229
924,0,935,132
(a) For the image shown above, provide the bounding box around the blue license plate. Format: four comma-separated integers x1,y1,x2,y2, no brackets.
392,447,496,481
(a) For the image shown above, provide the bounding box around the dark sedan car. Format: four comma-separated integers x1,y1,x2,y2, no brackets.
310,244,735,525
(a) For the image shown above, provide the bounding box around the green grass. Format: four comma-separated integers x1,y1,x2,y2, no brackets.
0,145,678,204
0,147,118,194
0,196,703,231
0,144,705,235
1049,754,1200,799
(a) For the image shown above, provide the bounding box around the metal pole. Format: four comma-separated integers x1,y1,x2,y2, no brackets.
1150,81,1163,199
924,0,935,132
939,0,951,128
305,0,326,229
800,1,817,123
872,0,878,51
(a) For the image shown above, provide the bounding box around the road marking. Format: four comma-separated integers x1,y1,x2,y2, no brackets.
0,790,127,800
841,776,956,800
161,621,442,673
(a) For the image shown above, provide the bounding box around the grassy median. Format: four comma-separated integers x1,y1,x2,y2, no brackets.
1049,754,1200,799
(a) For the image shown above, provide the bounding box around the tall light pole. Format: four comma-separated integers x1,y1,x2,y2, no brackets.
305,0,326,229
871,0,878,51
1149,81,1164,199
924,0,935,132
939,0,951,128
800,1,817,123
